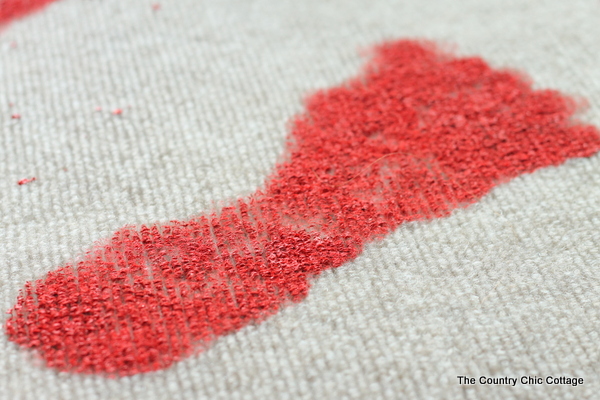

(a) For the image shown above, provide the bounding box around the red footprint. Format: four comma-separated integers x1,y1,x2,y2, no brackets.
6,40,600,376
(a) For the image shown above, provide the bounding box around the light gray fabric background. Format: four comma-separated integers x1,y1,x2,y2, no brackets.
1,0,599,398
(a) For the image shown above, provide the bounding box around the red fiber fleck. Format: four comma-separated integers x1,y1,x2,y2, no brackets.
6,40,600,377
17,177,36,185
0,0,59,25
11,113,20,119
112,108,123,115
152,3,161,11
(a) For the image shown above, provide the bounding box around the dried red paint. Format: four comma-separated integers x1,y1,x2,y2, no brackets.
112,108,123,115
0,0,58,25
152,3,161,11
11,113,20,119
6,40,600,376
17,176,36,185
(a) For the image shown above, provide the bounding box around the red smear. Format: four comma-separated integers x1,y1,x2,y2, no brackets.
112,108,123,115
17,176,36,185
152,3,160,11
11,113,20,119
6,40,600,376
0,0,59,25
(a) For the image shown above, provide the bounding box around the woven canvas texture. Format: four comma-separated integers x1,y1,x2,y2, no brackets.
1,0,600,399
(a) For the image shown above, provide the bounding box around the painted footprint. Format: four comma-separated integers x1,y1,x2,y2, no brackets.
5,40,600,376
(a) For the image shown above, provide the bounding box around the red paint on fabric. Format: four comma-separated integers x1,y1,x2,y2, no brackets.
17,176,36,185
112,108,123,115
11,113,20,119
6,40,600,376
0,0,58,25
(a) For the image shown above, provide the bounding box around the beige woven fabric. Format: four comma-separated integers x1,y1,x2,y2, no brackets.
1,0,599,398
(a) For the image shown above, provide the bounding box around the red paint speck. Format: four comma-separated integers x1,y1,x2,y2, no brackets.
17,177,36,185
5,40,600,376
152,3,161,11
112,108,123,115
11,113,20,119
0,0,60,25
